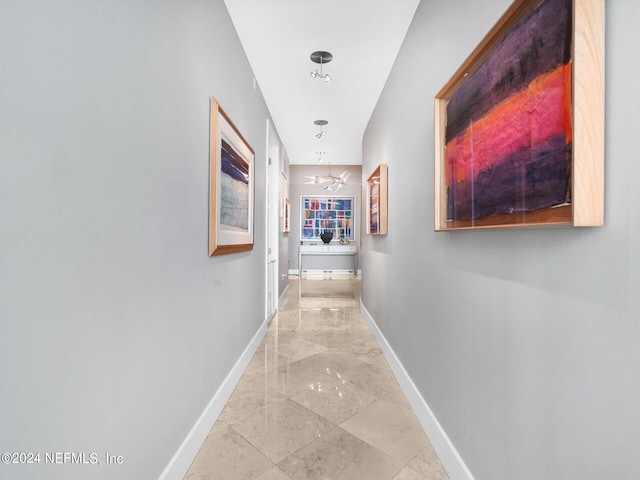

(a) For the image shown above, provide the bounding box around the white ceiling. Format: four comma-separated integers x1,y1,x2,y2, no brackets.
224,0,420,165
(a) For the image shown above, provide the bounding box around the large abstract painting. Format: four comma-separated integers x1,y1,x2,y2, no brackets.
220,138,250,231
209,97,254,255
435,0,605,230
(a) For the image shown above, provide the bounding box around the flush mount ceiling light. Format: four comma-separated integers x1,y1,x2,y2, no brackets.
309,51,333,82
314,119,328,139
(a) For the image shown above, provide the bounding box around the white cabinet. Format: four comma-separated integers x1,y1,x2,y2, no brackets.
298,244,358,276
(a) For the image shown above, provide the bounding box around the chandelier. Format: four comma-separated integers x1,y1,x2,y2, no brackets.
305,156,350,192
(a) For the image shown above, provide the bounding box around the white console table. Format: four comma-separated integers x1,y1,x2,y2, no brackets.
299,244,358,276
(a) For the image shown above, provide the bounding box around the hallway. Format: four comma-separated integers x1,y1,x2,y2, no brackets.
184,277,448,480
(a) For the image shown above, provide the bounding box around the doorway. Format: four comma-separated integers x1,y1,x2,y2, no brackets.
265,120,279,321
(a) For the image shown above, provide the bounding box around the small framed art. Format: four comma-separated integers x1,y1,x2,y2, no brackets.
283,198,291,233
209,97,255,255
366,164,388,235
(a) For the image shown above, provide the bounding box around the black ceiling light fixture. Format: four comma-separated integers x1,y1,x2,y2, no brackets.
310,51,333,82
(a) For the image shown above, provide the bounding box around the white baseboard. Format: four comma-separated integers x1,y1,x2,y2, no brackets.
288,268,362,276
359,300,475,480
158,317,269,480
278,283,290,307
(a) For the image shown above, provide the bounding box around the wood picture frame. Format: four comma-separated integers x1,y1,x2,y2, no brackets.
366,164,388,235
434,0,604,231
209,97,255,255
300,195,355,241
283,198,291,233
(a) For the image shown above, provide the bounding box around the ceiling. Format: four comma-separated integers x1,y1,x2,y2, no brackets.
224,0,420,165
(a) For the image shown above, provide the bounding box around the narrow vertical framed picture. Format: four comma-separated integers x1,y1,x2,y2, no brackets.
209,97,255,255
283,197,291,233
366,164,388,235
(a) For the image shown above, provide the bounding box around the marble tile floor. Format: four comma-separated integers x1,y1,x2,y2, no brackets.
184,276,449,480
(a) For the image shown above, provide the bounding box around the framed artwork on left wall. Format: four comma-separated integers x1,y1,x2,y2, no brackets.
283,198,291,233
209,97,255,255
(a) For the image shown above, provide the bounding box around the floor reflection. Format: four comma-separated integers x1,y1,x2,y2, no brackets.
184,277,448,480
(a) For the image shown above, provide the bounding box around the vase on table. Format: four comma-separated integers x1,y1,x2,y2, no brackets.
320,232,333,244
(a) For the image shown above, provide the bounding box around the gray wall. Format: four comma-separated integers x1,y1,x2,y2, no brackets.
0,1,278,479
288,165,362,272
360,1,640,479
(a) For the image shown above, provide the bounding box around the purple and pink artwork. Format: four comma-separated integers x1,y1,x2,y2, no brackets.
445,0,572,223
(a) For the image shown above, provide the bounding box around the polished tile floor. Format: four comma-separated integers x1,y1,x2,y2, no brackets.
184,276,448,480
